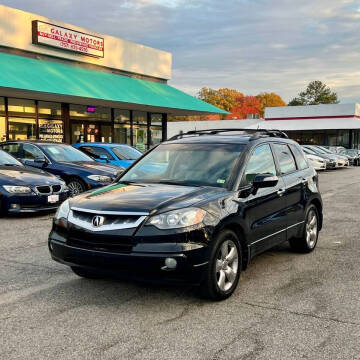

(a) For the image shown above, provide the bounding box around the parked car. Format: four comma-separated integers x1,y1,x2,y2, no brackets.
304,152,326,171
73,143,142,169
0,142,124,197
0,149,68,214
337,148,359,166
301,146,335,169
49,129,323,300
318,146,355,165
302,145,347,168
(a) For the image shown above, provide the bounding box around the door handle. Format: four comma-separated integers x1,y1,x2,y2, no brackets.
277,188,286,196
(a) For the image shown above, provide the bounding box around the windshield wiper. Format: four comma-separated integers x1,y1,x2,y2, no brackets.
157,179,201,187
2,163,21,167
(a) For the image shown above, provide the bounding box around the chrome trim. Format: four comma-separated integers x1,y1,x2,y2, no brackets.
68,210,147,231
251,221,304,245
193,261,209,268
71,207,149,216
34,184,65,195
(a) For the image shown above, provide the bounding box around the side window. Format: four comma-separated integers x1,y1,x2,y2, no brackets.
1,143,21,158
23,144,44,160
290,144,308,170
244,144,277,184
273,143,297,174
80,146,114,160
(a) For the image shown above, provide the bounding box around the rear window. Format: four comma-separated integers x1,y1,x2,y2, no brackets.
290,144,308,170
273,143,297,174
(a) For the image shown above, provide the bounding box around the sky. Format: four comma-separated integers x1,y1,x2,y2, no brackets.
2,0,360,103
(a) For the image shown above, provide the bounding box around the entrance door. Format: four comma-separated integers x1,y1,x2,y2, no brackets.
71,123,85,144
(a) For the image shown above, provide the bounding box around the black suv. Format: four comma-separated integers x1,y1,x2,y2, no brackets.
49,129,323,300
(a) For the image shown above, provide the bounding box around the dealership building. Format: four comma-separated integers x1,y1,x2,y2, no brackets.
246,103,360,148
0,5,225,149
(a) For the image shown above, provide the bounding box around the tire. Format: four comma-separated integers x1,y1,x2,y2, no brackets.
71,266,103,279
289,204,319,253
200,229,242,301
67,177,86,196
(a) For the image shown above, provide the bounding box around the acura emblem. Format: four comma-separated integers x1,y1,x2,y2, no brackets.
92,215,105,227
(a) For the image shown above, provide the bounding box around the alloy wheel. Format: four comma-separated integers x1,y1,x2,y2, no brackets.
215,239,239,292
306,209,318,248
68,181,84,196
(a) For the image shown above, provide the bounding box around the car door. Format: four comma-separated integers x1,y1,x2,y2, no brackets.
272,143,305,239
241,143,287,255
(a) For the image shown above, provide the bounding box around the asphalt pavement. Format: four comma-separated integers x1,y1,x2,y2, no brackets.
1,167,360,360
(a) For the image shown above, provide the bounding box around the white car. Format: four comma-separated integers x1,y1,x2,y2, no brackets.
305,153,326,170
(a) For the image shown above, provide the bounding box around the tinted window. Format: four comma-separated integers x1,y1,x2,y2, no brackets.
273,144,297,174
290,145,308,170
80,146,114,160
42,144,93,162
0,149,23,166
23,144,44,160
1,143,21,157
244,144,276,184
112,146,142,160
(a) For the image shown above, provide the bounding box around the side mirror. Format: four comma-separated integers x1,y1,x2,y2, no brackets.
34,156,47,165
99,154,109,162
113,169,125,183
252,173,279,191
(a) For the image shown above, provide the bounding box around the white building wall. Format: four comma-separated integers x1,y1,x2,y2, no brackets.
0,5,172,80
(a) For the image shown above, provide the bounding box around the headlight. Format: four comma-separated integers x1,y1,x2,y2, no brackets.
87,175,112,183
54,199,70,220
3,185,32,194
147,207,207,229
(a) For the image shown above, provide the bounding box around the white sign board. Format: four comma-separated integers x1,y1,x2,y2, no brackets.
32,20,104,58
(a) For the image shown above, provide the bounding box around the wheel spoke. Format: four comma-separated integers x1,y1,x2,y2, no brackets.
215,259,222,273
225,246,236,263
218,270,226,290
220,241,228,260
310,215,316,227
225,266,236,283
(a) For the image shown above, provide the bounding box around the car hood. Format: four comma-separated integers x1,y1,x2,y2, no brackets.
70,182,226,213
57,161,122,176
0,165,61,186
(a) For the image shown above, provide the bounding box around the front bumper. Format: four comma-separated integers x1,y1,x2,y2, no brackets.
1,191,69,213
49,226,210,285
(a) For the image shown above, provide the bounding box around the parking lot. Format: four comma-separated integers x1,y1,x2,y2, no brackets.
1,167,360,360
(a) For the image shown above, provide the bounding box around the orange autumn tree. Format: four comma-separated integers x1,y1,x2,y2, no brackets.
226,96,261,119
256,92,286,117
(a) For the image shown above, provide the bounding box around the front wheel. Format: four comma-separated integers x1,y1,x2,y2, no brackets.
289,205,319,253
200,229,241,301
67,178,86,196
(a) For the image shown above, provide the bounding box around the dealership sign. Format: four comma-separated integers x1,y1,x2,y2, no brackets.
32,20,104,58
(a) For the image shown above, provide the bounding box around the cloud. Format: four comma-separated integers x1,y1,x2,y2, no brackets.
1,0,360,103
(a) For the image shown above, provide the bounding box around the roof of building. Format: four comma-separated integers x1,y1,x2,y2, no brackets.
0,52,227,116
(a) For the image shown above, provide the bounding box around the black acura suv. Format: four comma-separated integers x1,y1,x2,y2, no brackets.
49,129,323,300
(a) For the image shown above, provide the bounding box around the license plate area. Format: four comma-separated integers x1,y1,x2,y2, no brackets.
48,194,59,203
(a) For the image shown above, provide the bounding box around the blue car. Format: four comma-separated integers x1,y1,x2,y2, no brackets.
0,142,124,197
73,143,142,168
0,149,68,214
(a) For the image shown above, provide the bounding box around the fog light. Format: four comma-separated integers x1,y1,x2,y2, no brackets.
165,257,177,270
10,204,20,210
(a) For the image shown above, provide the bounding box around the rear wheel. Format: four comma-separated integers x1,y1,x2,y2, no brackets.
67,178,86,196
200,229,241,301
71,266,103,279
289,205,319,253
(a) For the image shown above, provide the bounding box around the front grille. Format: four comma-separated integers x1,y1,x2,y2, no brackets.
72,210,140,227
52,185,61,193
36,185,51,194
36,185,62,194
67,232,133,253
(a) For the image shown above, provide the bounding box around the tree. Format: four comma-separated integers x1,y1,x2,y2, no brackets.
256,92,286,117
226,96,261,120
288,80,339,106
197,87,244,113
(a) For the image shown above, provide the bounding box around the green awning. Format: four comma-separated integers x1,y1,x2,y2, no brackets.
0,51,227,115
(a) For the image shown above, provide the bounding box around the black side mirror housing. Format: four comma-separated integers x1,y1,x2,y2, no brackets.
252,173,279,192
34,156,47,165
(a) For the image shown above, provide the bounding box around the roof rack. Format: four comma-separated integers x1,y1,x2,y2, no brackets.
168,128,288,141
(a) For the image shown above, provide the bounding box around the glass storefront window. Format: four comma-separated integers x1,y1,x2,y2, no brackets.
70,104,111,122
72,123,85,144
150,114,162,147
0,98,5,142
8,117,36,140
114,109,131,144
8,99,35,117
38,102,63,143
133,111,147,151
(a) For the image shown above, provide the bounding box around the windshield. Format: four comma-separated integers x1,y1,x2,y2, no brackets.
317,146,333,154
121,143,244,188
0,150,23,166
42,144,93,162
302,147,318,155
112,146,142,160
311,146,327,154
346,149,358,155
